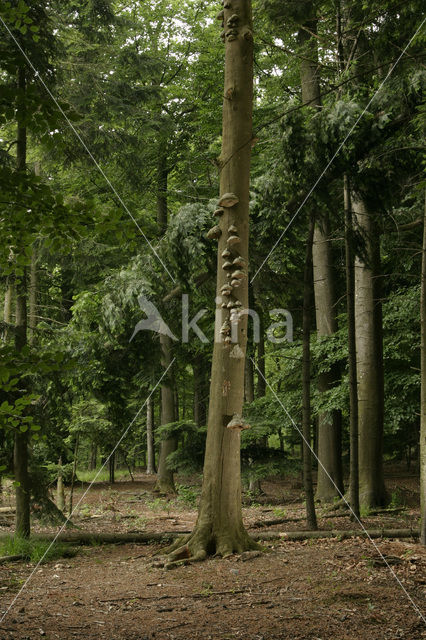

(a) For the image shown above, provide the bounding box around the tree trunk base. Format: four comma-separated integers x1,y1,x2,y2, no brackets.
159,523,261,567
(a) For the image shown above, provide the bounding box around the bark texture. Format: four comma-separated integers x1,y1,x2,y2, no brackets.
353,194,385,508
163,0,257,562
155,334,177,493
344,177,360,518
302,216,318,530
14,66,30,538
299,11,342,502
146,394,156,475
420,193,426,545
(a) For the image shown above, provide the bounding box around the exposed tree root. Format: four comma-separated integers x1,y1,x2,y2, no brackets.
158,524,262,567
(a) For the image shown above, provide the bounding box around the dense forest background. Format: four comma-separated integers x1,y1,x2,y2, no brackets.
0,0,425,540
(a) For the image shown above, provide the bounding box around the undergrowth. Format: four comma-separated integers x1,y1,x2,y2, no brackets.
0,536,77,563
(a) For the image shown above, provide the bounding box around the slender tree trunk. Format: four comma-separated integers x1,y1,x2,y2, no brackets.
2,277,13,342
193,356,207,427
14,66,30,539
155,137,177,492
420,191,426,545
146,394,156,474
299,9,342,502
302,215,318,530
353,194,385,508
155,334,177,493
244,351,255,403
56,457,65,512
256,311,266,397
89,443,97,471
164,0,257,561
109,452,115,484
344,177,360,519
69,435,79,516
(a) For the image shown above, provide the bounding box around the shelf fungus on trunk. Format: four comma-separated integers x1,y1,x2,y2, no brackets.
228,224,238,233
222,261,234,270
207,225,222,240
232,269,246,280
214,208,225,217
221,284,233,296
227,235,241,247
232,256,246,268
225,29,238,41
231,278,242,287
226,414,251,430
219,192,239,208
230,344,245,359
227,14,239,27
221,249,231,258
220,320,231,336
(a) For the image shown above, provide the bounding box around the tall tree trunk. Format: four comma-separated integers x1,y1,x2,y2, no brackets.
2,277,13,342
14,66,30,538
302,215,318,530
164,0,257,561
420,192,426,545
146,394,156,474
344,176,360,519
193,355,207,427
56,457,65,512
155,334,177,493
244,350,255,403
299,8,342,502
256,308,266,397
109,451,115,484
353,194,385,508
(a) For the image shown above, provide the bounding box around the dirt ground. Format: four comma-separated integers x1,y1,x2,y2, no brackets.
0,470,425,640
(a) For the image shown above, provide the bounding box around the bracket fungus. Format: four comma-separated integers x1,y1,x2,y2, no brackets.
232,269,246,280
227,235,240,247
220,320,231,336
228,224,238,233
221,249,231,259
226,414,250,430
231,278,241,287
219,192,239,208
207,225,221,240
232,256,245,268
214,207,225,217
222,261,233,270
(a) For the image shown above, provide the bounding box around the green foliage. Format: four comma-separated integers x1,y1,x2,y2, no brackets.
0,536,76,563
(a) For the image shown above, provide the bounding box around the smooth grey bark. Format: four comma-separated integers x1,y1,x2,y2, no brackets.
299,9,343,502
146,394,156,474
353,194,385,508
344,177,360,519
302,215,318,530
163,0,258,561
420,192,426,545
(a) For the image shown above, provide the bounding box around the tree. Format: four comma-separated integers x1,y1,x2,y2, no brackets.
421,192,426,545
163,0,258,562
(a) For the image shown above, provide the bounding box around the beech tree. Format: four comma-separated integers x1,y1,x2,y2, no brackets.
421,194,426,545
163,0,258,562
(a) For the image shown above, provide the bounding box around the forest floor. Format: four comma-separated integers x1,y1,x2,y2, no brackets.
0,468,425,640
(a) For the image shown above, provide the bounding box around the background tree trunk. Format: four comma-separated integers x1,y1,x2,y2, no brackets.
420,192,426,545
56,457,65,512
146,394,156,474
193,356,207,427
2,277,13,342
164,0,257,560
344,176,360,518
299,9,342,503
155,334,177,493
353,194,385,509
302,215,318,530
14,66,30,539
